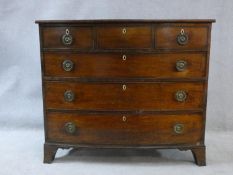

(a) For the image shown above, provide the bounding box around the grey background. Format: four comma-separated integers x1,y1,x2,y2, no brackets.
0,0,233,174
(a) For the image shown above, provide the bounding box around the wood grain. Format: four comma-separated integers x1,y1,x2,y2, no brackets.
43,52,206,79
46,112,203,145
42,27,93,49
96,26,152,49
156,26,208,50
44,82,204,110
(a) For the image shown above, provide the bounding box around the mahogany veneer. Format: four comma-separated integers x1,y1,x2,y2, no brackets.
36,19,215,165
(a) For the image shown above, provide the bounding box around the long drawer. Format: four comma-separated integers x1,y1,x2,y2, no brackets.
44,82,204,111
43,53,206,79
46,112,203,145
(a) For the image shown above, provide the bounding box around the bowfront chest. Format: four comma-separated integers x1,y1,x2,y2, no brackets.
36,19,215,165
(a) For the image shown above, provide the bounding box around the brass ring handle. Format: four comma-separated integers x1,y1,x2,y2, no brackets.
64,90,75,102
175,90,187,102
65,122,76,134
174,123,184,134
177,29,188,45
176,60,187,71
62,28,73,45
62,60,74,71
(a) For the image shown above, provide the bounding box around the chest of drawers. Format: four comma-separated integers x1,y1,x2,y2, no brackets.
36,19,215,165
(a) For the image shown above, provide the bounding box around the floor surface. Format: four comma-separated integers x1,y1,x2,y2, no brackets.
1,129,232,175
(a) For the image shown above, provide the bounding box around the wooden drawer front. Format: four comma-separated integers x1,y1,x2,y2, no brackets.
97,26,152,49
47,112,203,145
156,26,208,49
42,27,93,49
44,53,206,79
45,82,160,110
160,83,204,110
45,82,204,110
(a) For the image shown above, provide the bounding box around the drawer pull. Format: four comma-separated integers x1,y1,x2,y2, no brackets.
62,60,74,71
62,28,73,45
177,29,188,45
174,123,184,134
122,116,127,122
122,84,127,91
65,122,76,134
122,54,127,61
122,28,127,35
64,90,75,102
176,60,187,71
175,90,187,102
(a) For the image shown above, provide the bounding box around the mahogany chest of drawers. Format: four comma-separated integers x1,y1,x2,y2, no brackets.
36,19,215,165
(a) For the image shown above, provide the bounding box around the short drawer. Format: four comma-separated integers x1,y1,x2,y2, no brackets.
41,27,93,49
156,25,208,50
43,53,206,79
44,82,204,111
46,112,203,145
96,26,152,49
